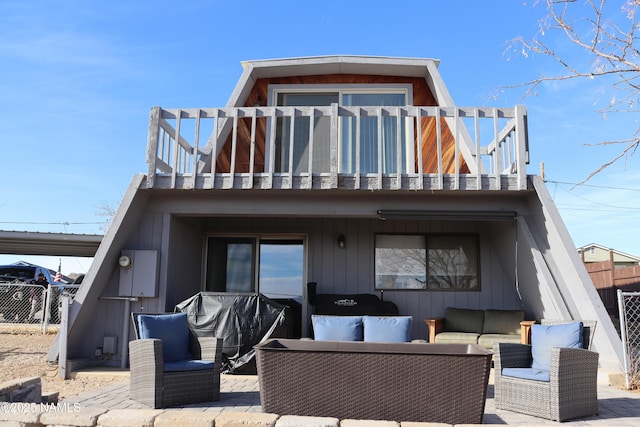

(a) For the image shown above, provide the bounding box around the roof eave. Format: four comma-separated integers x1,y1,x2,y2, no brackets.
227,55,445,109
240,55,440,78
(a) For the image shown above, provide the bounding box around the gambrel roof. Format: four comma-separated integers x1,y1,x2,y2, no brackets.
211,55,481,177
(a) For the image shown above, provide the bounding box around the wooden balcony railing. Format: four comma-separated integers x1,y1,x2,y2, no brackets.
146,104,529,191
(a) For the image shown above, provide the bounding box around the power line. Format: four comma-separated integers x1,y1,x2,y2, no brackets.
546,180,640,212
545,180,640,192
555,186,640,210
555,204,640,214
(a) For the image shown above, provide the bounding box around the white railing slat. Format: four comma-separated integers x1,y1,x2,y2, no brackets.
307,107,315,189
377,106,383,190
436,107,443,190
415,107,423,190
453,107,460,190
248,109,257,189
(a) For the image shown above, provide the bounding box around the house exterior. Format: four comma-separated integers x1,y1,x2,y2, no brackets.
579,243,640,267
54,56,624,373
579,243,640,315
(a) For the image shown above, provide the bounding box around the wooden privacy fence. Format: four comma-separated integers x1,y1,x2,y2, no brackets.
586,261,640,314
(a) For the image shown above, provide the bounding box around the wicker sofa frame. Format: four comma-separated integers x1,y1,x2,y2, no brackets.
493,320,599,422
255,338,492,424
129,313,223,408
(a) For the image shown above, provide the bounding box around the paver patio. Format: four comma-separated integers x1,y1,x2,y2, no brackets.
51,370,640,426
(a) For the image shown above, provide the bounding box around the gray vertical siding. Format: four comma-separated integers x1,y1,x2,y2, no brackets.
71,206,522,363
196,216,522,340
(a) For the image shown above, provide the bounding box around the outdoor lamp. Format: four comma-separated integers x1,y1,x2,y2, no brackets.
337,235,346,249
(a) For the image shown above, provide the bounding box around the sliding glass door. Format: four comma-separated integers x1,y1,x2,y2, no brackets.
341,93,408,174
276,93,338,174
205,236,304,303
272,85,412,175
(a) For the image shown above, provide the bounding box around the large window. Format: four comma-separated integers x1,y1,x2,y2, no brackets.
375,234,480,291
270,84,413,174
205,236,304,302
374,235,427,289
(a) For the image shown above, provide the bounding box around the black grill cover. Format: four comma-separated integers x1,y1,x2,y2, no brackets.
175,292,296,373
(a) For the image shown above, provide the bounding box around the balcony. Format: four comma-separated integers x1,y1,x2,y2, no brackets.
146,104,529,191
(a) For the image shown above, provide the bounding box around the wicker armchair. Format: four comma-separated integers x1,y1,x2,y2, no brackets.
129,312,223,408
493,320,598,422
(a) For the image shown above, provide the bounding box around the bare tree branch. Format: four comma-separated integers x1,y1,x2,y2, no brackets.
575,139,639,186
95,201,118,232
504,0,640,183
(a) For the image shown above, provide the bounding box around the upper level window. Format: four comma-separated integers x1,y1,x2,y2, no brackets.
269,84,413,175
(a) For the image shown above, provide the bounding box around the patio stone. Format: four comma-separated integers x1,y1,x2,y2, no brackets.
96,408,164,426
214,411,279,427
400,423,451,427
40,406,106,426
276,414,339,426
154,409,216,427
0,405,41,424
340,420,399,427
0,377,42,404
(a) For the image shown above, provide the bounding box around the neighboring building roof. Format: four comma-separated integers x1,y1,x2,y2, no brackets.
0,230,102,257
577,243,640,265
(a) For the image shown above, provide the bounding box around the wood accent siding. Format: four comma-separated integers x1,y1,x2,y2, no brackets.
215,74,468,174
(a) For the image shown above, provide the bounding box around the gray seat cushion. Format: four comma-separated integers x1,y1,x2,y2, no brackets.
478,333,521,349
434,331,480,345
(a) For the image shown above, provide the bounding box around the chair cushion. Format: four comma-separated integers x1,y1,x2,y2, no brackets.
164,359,215,372
363,316,412,342
137,313,192,362
477,333,521,350
312,315,363,341
433,332,480,345
502,367,550,382
531,322,583,371
482,309,525,334
443,307,484,334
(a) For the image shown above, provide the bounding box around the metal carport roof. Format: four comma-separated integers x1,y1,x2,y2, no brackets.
0,230,102,257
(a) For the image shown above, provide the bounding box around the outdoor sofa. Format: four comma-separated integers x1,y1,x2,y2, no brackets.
425,307,534,349
255,338,492,424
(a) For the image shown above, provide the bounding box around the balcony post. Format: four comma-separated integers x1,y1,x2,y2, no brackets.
146,107,161,188
514,105,528,190
330,103,338,189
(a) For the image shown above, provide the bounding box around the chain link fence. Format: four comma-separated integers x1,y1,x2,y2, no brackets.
0,282,80,330
617,290,640,390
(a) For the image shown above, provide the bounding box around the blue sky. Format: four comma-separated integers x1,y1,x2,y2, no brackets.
1,1,639,274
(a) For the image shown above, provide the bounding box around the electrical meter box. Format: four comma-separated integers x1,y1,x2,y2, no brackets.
118,250,159,297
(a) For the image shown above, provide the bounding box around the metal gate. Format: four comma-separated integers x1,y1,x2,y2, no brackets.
617,290,640,389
